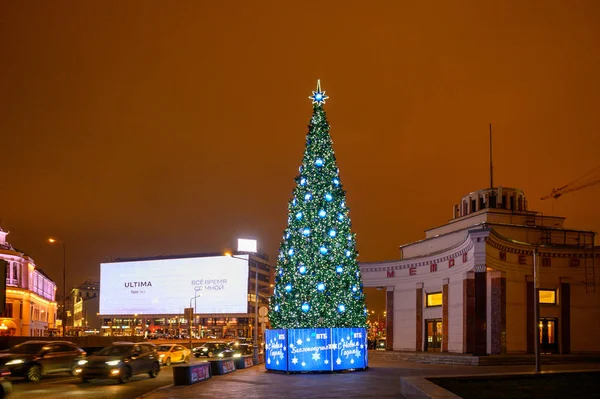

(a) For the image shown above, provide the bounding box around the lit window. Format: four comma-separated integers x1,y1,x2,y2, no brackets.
539,290,557,304
426,292,443,307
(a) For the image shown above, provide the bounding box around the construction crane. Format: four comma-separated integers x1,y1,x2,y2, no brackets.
540,165,599,295
540,165,600,200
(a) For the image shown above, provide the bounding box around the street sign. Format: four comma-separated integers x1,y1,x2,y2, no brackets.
184,307,193,320
259,316,268,323
259,306,268,317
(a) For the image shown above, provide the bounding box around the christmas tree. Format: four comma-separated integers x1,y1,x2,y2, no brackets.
269,81,367,329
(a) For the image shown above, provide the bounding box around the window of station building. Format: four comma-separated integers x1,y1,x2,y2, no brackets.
489,194,497,208
539,289,557,304
426,292,443,307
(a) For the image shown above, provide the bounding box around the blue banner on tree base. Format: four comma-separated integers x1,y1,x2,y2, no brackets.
265,328,368,372
287,327,331,372
264,328,288,371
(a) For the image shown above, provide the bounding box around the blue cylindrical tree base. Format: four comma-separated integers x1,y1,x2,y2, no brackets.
265,327,368,373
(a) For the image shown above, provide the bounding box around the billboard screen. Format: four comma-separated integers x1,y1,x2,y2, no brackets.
100,255,249,315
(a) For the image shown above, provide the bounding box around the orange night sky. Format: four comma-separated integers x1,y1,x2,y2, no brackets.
1,1,599,296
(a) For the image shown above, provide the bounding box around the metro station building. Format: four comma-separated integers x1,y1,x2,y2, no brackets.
360,187,599,355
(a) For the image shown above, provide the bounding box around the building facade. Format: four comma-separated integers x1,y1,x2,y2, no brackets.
69,280,100,336
0,227,58,336
360,187,599,354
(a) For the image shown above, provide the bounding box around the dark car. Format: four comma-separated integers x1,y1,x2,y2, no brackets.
375,338,386,350
232,343,254,358
0,369,12,398
75,342,160,384
211,346,235,359
235,337,254,345
193,342,232,358
0,340,86,382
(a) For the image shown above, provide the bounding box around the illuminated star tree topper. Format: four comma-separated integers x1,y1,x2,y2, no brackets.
309,79,329,106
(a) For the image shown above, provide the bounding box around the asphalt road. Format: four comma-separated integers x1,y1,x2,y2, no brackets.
5,339,236,399
8,361,177,399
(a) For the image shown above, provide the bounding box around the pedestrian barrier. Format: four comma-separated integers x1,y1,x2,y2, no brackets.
234,355,254,369
209,358,236,375
253,353,265,365
173,362,211,385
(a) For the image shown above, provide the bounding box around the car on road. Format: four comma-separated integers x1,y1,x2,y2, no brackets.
235,337,254,345
0,369,12,398
193,342,233,358
75,342,160,384
211,346,235,359
232,343,254,358
0,340,86,382
156,344,190,366
375,337,387,350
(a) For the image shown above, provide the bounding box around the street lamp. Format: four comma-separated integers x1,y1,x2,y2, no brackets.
189,293,203,353
533,247,541,373
48,238,66,337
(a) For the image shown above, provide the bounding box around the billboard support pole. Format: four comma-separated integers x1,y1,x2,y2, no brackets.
226,241,259,363
227,254,260,364
254,261,259,365
48,238,67,336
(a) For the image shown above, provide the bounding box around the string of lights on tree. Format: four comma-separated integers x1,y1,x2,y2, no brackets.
268,80,368,329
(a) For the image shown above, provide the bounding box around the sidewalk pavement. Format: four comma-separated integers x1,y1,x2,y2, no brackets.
138,357,600,399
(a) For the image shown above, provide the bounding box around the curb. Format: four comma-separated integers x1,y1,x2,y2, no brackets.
135,383,174,399
400,377,460,399
400,369,600,399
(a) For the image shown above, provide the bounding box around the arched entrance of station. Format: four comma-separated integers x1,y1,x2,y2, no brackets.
363,287,387,349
